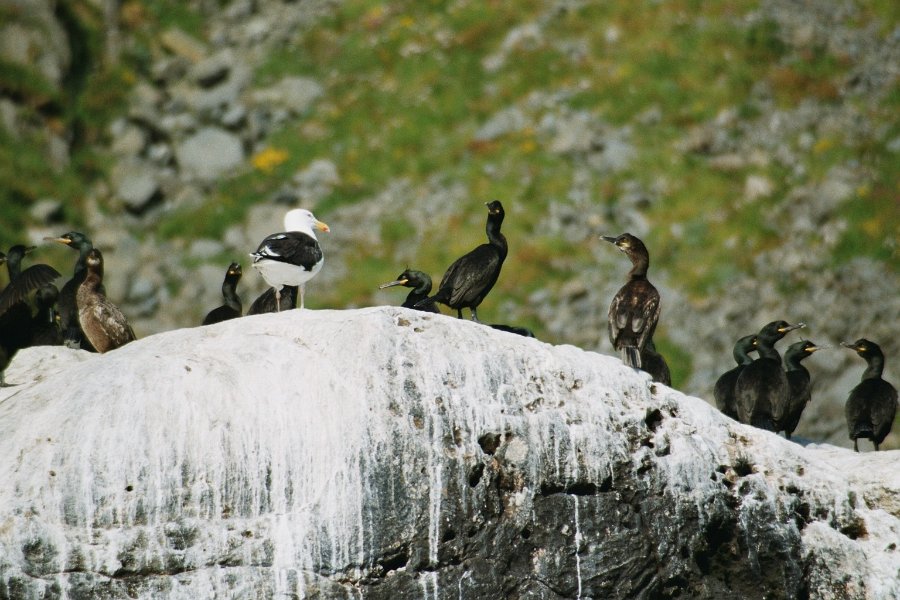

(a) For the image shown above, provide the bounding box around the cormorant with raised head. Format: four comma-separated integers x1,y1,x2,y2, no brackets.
250,209,329,311
0,245,61,367
202,262,243,325
601,233,660,369
841,339,897,452
713,334,758,420
640,337,671,386
380,268,440,313
76,249,136,353
45,232,101,350
734,320,804,430
417,200,507,322
779,340,824,440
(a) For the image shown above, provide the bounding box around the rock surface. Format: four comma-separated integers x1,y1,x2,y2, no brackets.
1,307,898,600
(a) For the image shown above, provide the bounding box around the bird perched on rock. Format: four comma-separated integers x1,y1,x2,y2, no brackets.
247,286,297,315
841,339,897,452
417,200,507,322
76,249,136,353
0,245,61,366
601,233,660,369
45,231,101,350
250,209,329,311
202,262,243,325
380,268,440,313
734,320,804,430
640,338,671,386
714,334,758,420
779,340,824,440
29,283,63,346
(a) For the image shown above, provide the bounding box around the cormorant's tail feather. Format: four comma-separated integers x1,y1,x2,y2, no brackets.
622,346,641,369
413,296,435,310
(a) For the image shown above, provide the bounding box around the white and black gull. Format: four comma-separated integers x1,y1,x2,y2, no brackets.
250,209,330,311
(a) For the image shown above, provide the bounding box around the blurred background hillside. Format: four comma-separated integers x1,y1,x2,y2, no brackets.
0,0,897,448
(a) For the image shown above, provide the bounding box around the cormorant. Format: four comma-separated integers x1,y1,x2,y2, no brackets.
601,233,660,369
734,320,804,430
0,246,61,365
379,268,440,313
640,338,671,386
417,200,507,322
841,339,897,452
202,262,243,325
44,232,101,350
713,334,758,420
76,248,136,353
488,324,535,338
780,340,824,440
247,285,298,315
250,209,329,311
30,283,63,346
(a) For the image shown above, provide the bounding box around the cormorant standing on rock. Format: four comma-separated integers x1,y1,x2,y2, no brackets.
841,339,897,452
76,249,136,353
734,320,804,430
30,284,63,346
417,201,507,322
250,209,329,311
45,232,101,350
640,338,671,386
0,246,61,367
601,233,660,369
202,262,243,325
780,340,824,440
380,269,440,313
713,334,758,420
247,286,297,315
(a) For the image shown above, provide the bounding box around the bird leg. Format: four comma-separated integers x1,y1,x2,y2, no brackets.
874,442,880,451
853,439,859,452
299,284,305,310
470,307,480,323
275,288,282,313
456,309,463,319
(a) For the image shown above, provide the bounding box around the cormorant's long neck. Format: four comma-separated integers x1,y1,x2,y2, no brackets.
784,353,807,372
74,244,93,278
628,253,649,281
861,354,885,380
222,279,241,312
486,216,508,258
83,265,103,293
756,339,782,363
734,346,754,366
6,253,23,280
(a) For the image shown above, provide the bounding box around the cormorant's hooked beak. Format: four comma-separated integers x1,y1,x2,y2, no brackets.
840,341,864,352
779,322,805,333
600,235,618,244
806,344,826,352
379,279,409,289
43,236,72,246
315,220,330,233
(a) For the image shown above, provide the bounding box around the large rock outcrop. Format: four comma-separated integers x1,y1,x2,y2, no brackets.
0,307,898,599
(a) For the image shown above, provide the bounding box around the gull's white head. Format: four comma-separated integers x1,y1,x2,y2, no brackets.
284,209,330,236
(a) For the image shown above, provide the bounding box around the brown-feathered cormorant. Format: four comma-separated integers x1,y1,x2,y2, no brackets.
841,339,898,452
640,338,671,386
45,232,101,350
0,246,61,364
601,233,660,369
250,209,329,311
30,283,63,346
734,320,804,430
76,248,136,353
713,334,758,420
417,201,507,322
380,268,440,313
779,340,824,440
202,262,243,325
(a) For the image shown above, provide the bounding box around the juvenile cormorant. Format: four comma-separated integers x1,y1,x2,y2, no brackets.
30,283,63,346
202,262,243,325
734,320,804,430
640,338,671,386
45,232,101,350
250,209,329,311
247,285,298,315
601,233,660,369
76,248,136,353
379,269,440,313
713,334,758,420
841,339,898,452
0,246,61,361
417,200,507,322
779,340,824,440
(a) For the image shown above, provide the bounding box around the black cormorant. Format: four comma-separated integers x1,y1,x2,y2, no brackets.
247,285,298,315
713,334,758,420
780,340,824,440
417,200,507,322
601,233,660,369
30,283,63,346
379,268,440,313
640,338,671,386
250,208,329,311
488,324,535,338
841,339,898,452
202,262,243,325
0,246,61,364
734,320,804,430
45,232,101,350
76,248,136,353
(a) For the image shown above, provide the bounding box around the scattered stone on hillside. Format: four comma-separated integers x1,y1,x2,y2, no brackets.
474,106,527,142
221,103,248,129
293,159,340,204
112,159,163,214
160,27,208,62
175,127,245,181
252,76,324,116
189,238,226,260
189,50,235,88
109,119,148,157
29,198,64,224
